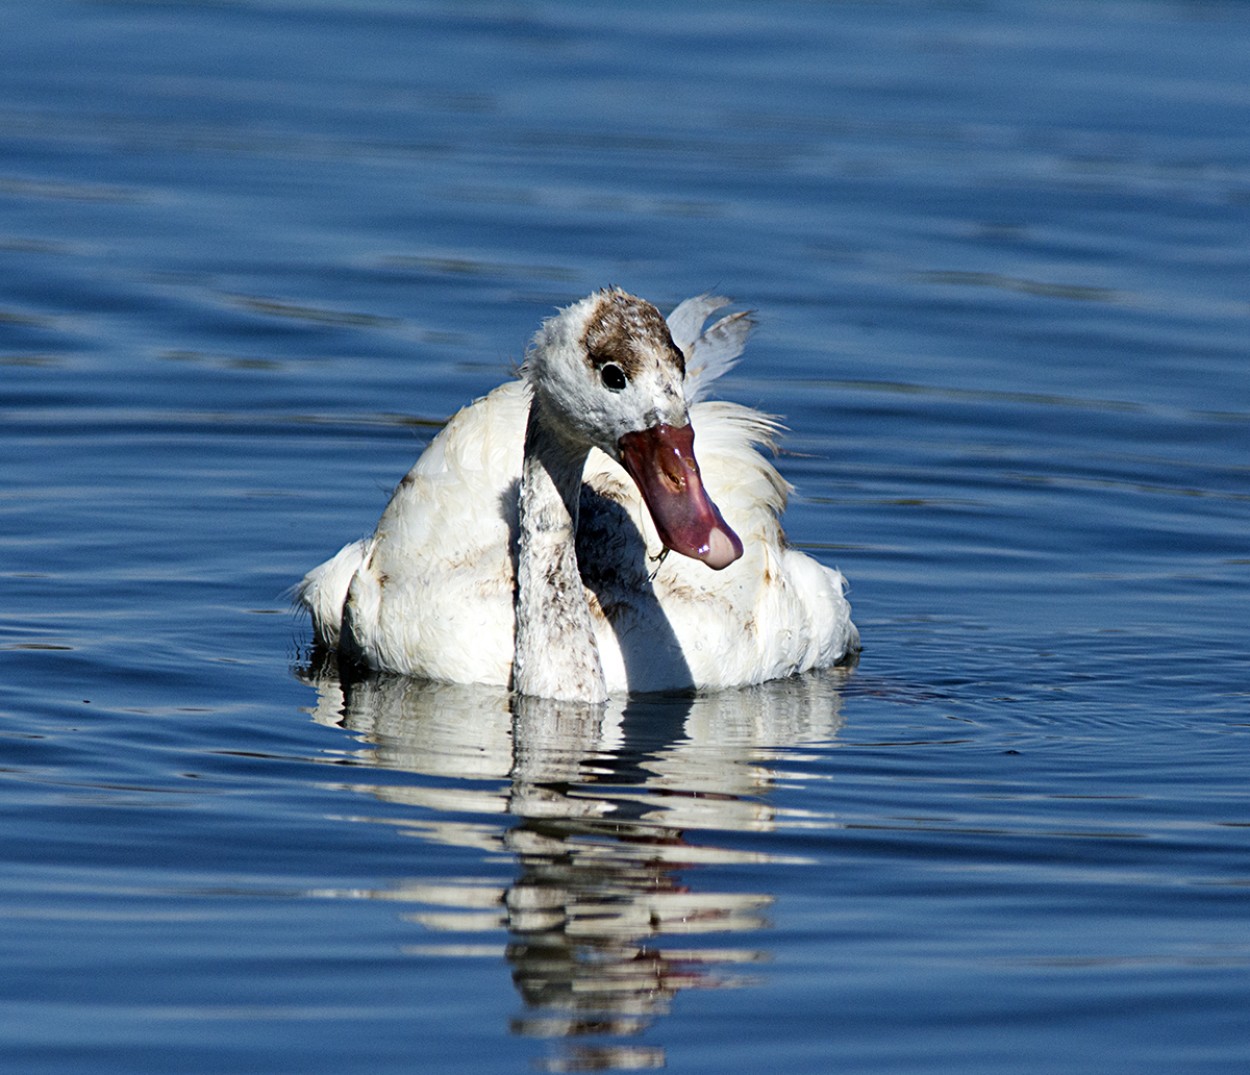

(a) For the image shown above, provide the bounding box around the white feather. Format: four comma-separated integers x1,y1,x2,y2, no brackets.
668,293,755,402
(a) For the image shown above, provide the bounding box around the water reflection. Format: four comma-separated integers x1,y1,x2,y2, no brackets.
302,669,850,1071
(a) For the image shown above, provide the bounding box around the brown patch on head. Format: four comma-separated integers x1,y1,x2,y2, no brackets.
581,288,685,380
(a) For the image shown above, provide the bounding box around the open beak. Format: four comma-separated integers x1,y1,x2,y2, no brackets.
616,423,743,570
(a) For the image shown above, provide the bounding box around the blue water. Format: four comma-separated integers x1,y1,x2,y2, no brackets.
3,1,1248,1072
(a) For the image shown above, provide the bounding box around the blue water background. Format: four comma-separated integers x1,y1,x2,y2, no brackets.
2,1,1248,1072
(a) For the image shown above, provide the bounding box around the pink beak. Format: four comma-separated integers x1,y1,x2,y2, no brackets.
616,423,743,570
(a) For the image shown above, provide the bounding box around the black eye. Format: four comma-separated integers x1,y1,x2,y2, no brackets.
600,363,628,392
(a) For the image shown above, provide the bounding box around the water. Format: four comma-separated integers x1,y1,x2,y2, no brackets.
3,1,1248,1071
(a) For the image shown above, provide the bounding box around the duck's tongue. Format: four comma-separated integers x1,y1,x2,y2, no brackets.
616,423,743,570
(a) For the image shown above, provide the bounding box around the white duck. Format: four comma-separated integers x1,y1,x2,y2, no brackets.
299,288,858,703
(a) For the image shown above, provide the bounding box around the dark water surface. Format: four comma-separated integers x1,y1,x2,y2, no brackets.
3,1,1248,1072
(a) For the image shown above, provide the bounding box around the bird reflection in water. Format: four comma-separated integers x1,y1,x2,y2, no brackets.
301,664,850,1072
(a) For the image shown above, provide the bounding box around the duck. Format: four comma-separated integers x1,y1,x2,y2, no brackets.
298,287,858,703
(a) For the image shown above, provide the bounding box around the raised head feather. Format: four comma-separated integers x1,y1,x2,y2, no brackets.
666,294,755,403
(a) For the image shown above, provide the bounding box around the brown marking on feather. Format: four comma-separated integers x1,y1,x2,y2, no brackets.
581,288,685,379
584,471,634,503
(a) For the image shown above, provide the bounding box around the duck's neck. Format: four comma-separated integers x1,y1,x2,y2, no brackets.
513,400,607,704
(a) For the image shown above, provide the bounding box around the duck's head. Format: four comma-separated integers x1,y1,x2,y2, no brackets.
525,287,743,570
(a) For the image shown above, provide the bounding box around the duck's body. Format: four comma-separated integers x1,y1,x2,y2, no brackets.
299,290,858,700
